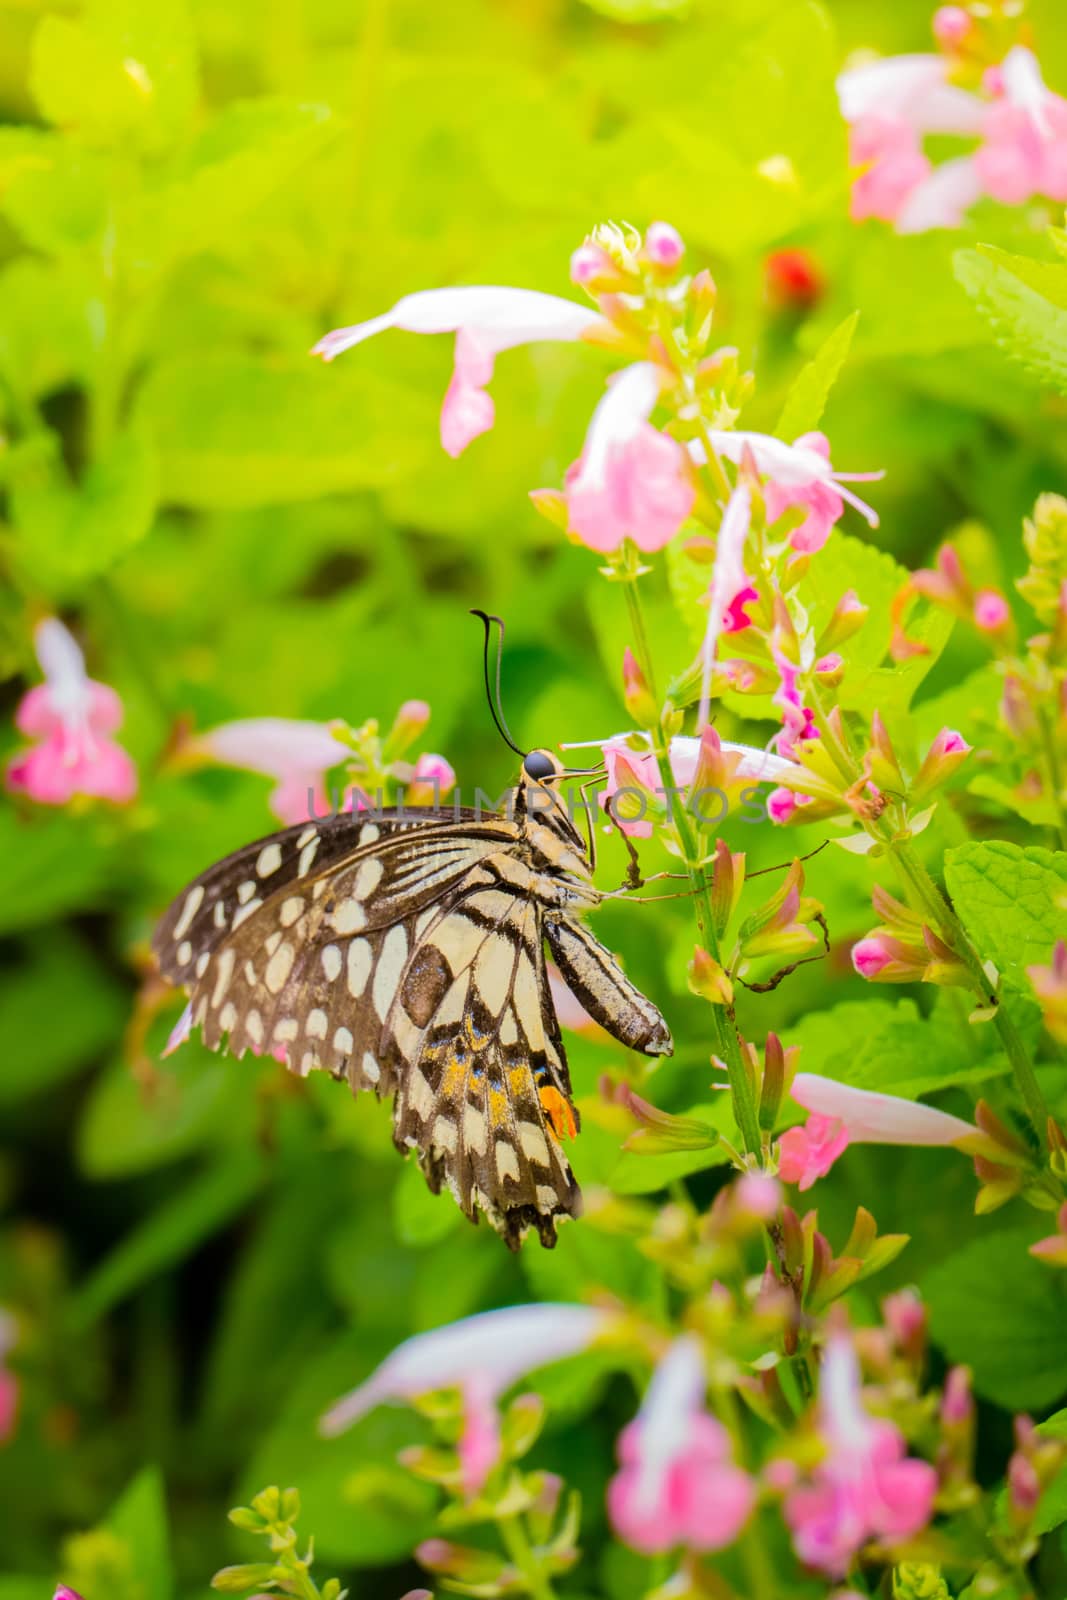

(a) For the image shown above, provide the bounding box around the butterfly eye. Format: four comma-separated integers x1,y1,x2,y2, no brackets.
523,750,558,781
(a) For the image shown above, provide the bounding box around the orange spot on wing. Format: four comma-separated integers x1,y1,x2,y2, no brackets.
539,1086,577,1141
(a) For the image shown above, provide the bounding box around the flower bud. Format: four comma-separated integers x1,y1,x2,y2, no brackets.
883,1289,926,1366
911,728,971,798
384,700,430,761
617,1084,720,1154
621,646,657,727
759,1032,788,1132
866,711,904,791
688,945,733,1006
406,752,456,806
570,241,624,292
1019,493,1067,625
710,836,744,934
417,1540,510,1586
932,5,973,46
642,220,685,271
852,932,927,983
817,588,868,654
212,1566,279,1592
892,1563,950,1600
973,588,1012,635
764,247,824,312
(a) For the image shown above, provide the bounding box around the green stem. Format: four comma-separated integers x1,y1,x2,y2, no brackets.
1037,703,1067,852
622,571,659,704
498,1513,556,1600
623,571,761,1156
892,838,1048,1144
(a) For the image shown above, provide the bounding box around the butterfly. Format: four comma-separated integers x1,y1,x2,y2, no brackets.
153,619,672,1249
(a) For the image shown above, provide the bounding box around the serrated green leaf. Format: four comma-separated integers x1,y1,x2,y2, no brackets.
775,310,859,441
954,245,1067,395
944,841,1067,989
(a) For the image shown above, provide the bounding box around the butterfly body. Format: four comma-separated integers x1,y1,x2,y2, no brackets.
153,753,672,1248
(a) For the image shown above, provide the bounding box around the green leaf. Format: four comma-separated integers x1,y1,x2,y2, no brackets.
0,129,109,255
392,1158,462,1246
0,259,97,401
0,933,126,1106
12,428,158,584
1033,1409,1067,1534
0,808,117,934
67,1153,264,1328
954,245,1067,395
106,1468,173,1600
775,310,859,441
77,1043,250,1178
944,841,1067,989
30,0,198,152
923,1225,1067,1410
134,356,438,508
131,100,336,269
788,999,1008,1101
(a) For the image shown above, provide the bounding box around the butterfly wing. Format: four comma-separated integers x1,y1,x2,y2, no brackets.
162,822,516,1092
545,915,673,1056
386,883,581,1248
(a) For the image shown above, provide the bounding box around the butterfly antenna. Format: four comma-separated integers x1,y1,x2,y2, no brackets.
470,609,526,758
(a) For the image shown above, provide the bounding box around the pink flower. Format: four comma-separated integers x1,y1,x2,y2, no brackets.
699,430,882,554
933,6,974,48
778,1115,850,1191
784,1334,938,1577
849,115,933,223
894,155,984,233
974,589,1011,632
1028,940,1067,1047
406,752,456,807
767,786,812,824
837,54,986,229
600,738,662,838
608,1337,755,1554
0,1311,18,1445
643,220,685,269
697,483,754,727
564,363,694,553
54,1589,85,1600
976,48,1067,204
191,718,346,824
321,1304,607,1496
837,54,987,135
6,619,137,806
312,286,602,458
851,933,926,982
912,726,971,796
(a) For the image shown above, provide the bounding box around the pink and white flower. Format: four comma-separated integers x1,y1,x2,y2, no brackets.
693,430,882,554
976,47,1067,204
0,1311,18,1445
6,619,137,806
564,363,694,553
697,483,756,727
778,1072,980,1190
783,1333,937,1576
321,1304,607,1496
607,1336,755,1554
312,286,602,458
191,717,347,825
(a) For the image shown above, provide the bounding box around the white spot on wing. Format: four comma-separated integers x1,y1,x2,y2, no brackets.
212,949,235,1006
373,925,408,1020
346,938,372,998
256,843,283,877
362,1051,381,1084
173,885,204,940
279,896,304,927
332,899,366,934
265,942,295,994
321,944,342,981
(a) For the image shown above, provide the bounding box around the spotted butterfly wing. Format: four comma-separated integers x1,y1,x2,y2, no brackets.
153,808,584,1246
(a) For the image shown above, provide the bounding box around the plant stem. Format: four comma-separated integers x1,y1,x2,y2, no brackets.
892,838,1048,1144
622,570,659,703
620,573,761,1156
498,1513,556,1600
1037,703,1067,851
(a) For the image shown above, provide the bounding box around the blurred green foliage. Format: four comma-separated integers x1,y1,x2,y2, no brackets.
2,0,1067,1595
